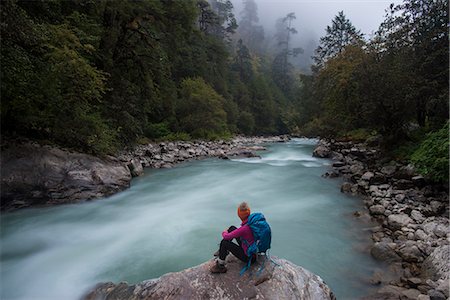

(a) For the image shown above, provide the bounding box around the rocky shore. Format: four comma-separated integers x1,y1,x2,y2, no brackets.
1,136,288,211
83,255,335,300
314,139,449,300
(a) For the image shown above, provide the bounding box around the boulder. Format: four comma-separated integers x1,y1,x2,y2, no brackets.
412,175,426,188
369,205,386,215
361,171,375,181
394,179,415,190
341,182,353,193
397,241,425,263
313,145,331,158
388,214,413,230
1,142,131,211
411,210,426,223
371,242,402,263
421,245,450,282
381,165,397,177
83,257,335,300
127,158,144,177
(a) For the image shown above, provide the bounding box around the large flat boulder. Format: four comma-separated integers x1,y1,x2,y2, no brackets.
1,142,131,210
83,256,335,300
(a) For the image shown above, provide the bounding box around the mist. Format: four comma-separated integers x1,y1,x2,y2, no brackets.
231,0,403,73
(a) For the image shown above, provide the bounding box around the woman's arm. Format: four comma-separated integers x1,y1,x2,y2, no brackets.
222,225,246,240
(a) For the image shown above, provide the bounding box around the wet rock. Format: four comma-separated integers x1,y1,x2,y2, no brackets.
371,242,402,262
313,145,331,158
1,142,131,210
341,182,353,193
388,214,413,230
332,161,345,168
369,205,386,215
127,158,144,177
361,171,374,181
83,256,335,300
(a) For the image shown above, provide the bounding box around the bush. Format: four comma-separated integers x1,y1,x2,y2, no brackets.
176,77,229,139
144,122,171,139
411,122,449,183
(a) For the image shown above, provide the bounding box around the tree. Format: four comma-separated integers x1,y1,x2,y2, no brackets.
376,0,448,128
238,0,264,53
271,12,303,93
209,0,238,41
176,78,229,139
232,39,253,81
313,11,364,69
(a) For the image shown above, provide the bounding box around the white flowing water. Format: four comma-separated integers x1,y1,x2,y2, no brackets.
1,138,384,299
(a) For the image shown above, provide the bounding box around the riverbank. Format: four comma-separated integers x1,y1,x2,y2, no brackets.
314,139,449,299
0,136,289,211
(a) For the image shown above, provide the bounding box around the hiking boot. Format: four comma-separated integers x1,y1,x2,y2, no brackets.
213,250,219,257
210,261,227,273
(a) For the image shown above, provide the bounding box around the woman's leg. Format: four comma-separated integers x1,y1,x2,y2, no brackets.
227,226,242,246
219,240,248,263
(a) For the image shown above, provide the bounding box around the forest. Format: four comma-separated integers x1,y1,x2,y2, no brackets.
1,0,448,181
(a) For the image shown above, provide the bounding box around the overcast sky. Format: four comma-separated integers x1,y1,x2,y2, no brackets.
230,0,404,71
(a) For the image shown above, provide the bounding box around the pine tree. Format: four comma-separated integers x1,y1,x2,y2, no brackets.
313,11,363,69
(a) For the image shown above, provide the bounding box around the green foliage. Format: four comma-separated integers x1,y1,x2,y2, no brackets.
176,78,229,139
411,123,449,182
298,0,448,144
144,122,171,140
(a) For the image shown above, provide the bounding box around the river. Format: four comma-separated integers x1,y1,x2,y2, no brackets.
0,138,383,299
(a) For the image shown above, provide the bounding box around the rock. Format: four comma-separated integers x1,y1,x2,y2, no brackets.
411,210,425,223
363,285,407,299
412,175,426,188
361,171,375,181
371,173,388,185
332,161,345,168
388,214,413,230
394,164,416,180
83,257,335,300
322,171,339,178
1,142,131,211
418,295,431,300
430,201,444,215
406,277,422,288
381,165,397,176
427,289,446,300
369,205,386,215
349,163,365,176
127,158,144,177
313,145,331,158
397,241,425,263
421,245,450,282
415,229,429,241
371,242,402,262
402,288,422,299
341,182,353,193
395,179,415,190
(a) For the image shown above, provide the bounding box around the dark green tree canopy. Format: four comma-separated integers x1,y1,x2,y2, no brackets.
313,11,363,68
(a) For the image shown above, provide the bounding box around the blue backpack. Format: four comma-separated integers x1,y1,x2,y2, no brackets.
240,212,272,275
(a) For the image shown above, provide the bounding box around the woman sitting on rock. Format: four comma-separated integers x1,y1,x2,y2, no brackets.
210,202,256,273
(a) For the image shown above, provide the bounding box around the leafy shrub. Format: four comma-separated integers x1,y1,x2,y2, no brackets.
144,122,171,139
411,122,449,183
176,77,229,139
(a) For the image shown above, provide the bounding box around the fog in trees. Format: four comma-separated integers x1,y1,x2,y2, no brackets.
230,0,404,73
